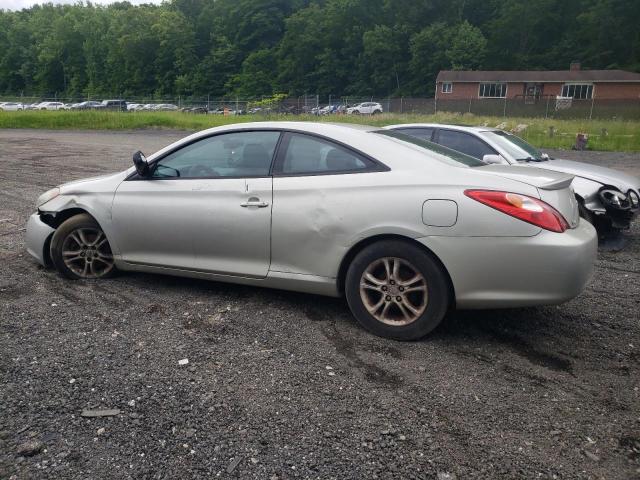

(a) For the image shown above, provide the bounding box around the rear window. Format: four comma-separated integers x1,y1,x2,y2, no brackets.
374,130,485,167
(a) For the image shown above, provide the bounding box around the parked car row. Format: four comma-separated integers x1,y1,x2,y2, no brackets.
309,102,384,115
2,99,386,115
0,100,181,112
26,121,638,341
127,103,180,112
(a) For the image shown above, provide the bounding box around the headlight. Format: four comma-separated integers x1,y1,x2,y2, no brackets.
36,187,60,208
629,190,639,208
599,188,629,209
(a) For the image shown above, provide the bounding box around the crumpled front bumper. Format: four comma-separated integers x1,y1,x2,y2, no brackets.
26,213,55,266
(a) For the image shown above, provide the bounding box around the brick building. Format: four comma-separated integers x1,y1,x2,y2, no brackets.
435,63,640,102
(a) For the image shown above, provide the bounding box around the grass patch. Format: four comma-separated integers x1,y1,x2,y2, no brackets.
1,110,639,152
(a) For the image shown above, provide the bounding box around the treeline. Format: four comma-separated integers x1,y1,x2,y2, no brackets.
0,0,638,98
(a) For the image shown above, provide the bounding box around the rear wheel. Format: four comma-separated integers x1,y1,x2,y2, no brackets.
345,240,450,340
50,214,116,279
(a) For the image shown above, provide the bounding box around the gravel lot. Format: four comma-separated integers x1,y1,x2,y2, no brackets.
1,129,639,479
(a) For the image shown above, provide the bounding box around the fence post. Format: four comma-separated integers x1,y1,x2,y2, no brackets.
545,96,550,119
589,96,594,120
468,97,472,114
329,94,332,106
400,96,403,114
207,94,210,111
503,96,507,118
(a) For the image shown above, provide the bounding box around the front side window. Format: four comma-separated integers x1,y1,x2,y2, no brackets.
479,83,507,98
561,83,593,99
436,130,496,160
152,131,280,179
277,133,373,175
480,130,544,162
442,82,452,93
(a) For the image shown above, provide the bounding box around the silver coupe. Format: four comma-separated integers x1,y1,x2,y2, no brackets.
386,123,640,233
26,122,597,340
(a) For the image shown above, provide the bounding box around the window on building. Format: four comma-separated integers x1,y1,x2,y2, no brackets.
561,84,593,99
478,83,507,98
442,82,452,93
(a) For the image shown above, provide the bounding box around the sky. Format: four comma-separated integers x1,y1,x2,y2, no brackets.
2,0,163,10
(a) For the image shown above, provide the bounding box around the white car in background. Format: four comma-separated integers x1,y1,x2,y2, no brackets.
347,102,383,115
37,102,65,111
0,102,24,111
154,103,179,111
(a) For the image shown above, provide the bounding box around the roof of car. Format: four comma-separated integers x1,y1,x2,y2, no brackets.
203,121,378,134
385,123,500,133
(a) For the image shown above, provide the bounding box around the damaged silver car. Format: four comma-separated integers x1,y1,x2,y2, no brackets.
26,122,597,340
386,124,640,233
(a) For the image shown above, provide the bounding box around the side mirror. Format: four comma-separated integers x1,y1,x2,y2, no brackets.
482,154,505,165
133,150,149,177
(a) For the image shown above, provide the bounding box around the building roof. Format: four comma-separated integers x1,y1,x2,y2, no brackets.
437,69,640,83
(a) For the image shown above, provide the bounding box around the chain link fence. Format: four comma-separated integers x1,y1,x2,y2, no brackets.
1,93,639,120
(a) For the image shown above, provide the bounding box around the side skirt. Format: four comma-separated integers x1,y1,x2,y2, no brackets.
115,260,340,297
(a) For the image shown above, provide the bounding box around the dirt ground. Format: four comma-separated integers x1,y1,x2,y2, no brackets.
1,129,639,479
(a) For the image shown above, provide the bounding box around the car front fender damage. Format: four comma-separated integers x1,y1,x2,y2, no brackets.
37,193,121,255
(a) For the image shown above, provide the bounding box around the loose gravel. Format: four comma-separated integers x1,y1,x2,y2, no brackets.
1,129,639,479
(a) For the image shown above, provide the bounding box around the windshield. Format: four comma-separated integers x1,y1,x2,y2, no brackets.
374,130,485,167
480,130,546,162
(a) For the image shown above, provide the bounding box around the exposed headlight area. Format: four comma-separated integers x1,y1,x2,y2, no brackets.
36,187,60,208
599,188,631,210
597,187,638,228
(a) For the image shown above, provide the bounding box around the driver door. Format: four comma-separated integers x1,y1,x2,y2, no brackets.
112,130,280,278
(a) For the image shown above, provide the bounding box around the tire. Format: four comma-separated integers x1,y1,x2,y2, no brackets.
50,213,116,280
372,110,382,115
345,240,450,341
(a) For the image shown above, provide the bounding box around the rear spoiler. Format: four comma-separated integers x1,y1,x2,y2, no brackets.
478,164,574,191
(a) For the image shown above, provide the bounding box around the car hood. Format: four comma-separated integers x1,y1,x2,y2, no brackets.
59,171,127,195
525,159,639,193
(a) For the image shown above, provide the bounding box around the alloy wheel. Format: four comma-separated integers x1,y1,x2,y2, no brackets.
359,257,428,326
61,227,114,278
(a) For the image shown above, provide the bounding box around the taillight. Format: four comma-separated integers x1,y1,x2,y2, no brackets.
464,190,569,233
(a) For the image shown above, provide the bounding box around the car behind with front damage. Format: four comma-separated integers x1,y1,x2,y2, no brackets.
386,124,639,233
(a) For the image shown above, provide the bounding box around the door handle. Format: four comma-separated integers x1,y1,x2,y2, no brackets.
240,197,269,208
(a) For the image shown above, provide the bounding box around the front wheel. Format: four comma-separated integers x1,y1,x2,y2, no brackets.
50,214,116,279
345,240,450,340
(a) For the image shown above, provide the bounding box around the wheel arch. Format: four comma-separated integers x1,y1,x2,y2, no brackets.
336,234,456,307
40,208,102,265
40,207,96,230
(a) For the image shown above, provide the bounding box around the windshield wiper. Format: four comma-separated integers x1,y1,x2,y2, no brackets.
517,157,542,162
